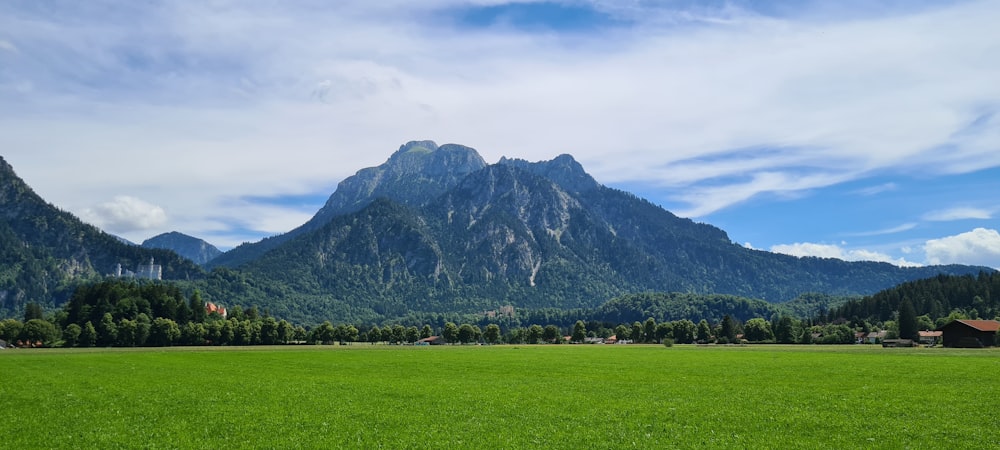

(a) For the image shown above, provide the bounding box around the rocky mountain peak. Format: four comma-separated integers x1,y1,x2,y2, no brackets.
498,153,599,193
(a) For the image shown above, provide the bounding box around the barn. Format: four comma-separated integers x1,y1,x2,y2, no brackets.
936,320,1000,348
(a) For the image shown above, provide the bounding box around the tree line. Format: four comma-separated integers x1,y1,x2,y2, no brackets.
3,276,997,348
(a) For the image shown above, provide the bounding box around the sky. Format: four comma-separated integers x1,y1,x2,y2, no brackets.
1,0,999,269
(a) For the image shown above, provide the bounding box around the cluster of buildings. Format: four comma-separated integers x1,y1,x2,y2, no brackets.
483,305,515,319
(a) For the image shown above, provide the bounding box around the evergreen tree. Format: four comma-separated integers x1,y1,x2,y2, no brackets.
898,298,919,341
720,315,737,342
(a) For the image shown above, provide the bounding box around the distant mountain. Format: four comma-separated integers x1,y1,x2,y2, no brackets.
201,142,994,323
0,156,204,314
141,232,222,265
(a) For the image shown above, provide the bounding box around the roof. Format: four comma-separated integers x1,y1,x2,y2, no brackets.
937,319,1000,332
918,331,943,337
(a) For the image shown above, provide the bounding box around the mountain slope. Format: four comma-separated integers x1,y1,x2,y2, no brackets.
218,145,993,322
141,232,222,265
0,156,204,313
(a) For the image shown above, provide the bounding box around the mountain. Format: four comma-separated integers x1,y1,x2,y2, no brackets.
201,142,994,323
141,232,222,265
207,140,487,268
0,156,204,314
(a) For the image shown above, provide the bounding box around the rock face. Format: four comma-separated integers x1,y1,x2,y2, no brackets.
141,232,222,265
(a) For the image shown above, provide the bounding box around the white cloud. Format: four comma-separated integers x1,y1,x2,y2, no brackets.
1,0,999,244
770,242,922,267
845,223,917,237
922,207,993,222
0,40,16,53
853,182,898,196
81,196,168,234
924,228,1000,269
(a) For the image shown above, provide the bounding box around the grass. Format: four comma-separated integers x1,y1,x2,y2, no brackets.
1,344,998,449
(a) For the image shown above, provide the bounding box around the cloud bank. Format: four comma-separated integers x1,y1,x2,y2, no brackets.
1,1,998,255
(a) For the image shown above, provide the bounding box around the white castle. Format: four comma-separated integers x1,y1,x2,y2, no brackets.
112,258,162,281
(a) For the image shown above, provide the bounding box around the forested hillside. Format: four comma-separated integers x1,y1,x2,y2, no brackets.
830,271,1000,323
0,157,203,316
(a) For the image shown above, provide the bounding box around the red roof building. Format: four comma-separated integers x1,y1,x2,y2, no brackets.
936,319,1000,348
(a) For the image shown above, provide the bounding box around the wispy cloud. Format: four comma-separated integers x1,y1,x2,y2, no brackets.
852,182,898,196
1,0,999,245
922,206,993,222
845,223,917,237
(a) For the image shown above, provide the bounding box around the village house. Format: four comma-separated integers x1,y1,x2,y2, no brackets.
918,330,943,346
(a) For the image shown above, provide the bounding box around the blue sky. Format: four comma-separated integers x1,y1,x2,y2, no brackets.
1,0,998,269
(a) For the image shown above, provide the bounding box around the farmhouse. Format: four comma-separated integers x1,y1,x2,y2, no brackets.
416,336,445,345
918,330,942,346
936,319,1000,348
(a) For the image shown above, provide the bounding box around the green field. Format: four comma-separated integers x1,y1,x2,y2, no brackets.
2,345,997,449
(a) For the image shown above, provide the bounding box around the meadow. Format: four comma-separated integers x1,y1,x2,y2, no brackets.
1,344,997,449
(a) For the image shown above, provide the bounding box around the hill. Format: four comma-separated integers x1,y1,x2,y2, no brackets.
0,156,204,315
141,232,222,265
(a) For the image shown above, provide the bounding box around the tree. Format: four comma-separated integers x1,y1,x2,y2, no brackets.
343,325,359,343
277,320,295,344
391,325,406,344
571,320,587,343
543,324,561,343
443,322,459,344
671,320,695,344
696,319,711,343
149,318,180,346
63,323,82,347
0,319,23,343
898,298,919,341
24,302,44,322
720,315,737,343
404,326,420,344
312,321,336,344
654,322,673,343
527,324,544,344
630,322,643,344
458,323,476,344
260,317,279,345
80,321,97,347
181,322,206,345
97,313,118,347
774,316,796,344
189,290,207,323
117,319,138,347
614,324,629,342
22,319,59,346
484,324,501,345
420,324,433,339
368,325,382,344
743,318,774,342
643,318,656,343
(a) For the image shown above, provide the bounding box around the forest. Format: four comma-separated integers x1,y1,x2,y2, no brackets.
6,272,995,348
